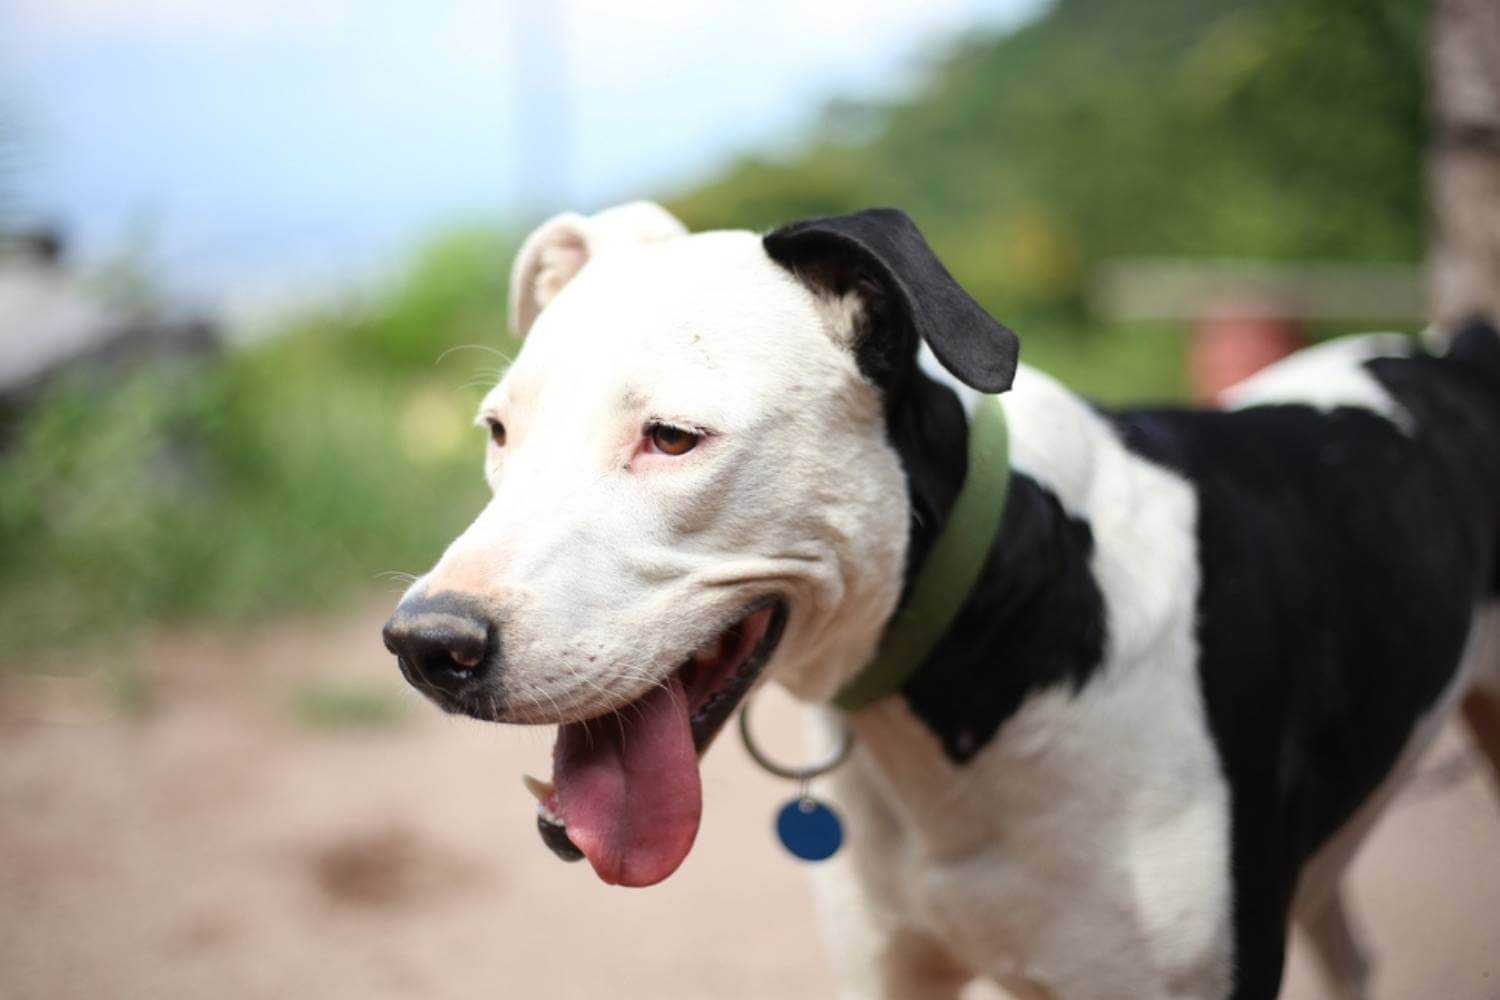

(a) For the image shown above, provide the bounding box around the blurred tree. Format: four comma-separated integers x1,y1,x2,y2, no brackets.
669,0,1429,324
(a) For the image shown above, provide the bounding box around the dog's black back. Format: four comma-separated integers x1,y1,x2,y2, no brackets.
1111,330,1500,998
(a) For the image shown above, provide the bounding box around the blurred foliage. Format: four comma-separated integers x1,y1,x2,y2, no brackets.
329,227,515,371
0,0,1429,651
669,0,1427,323
0,231,508,652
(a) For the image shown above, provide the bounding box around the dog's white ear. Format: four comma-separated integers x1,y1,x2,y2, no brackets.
508,201,689,337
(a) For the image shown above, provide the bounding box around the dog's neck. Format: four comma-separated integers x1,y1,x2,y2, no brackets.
828,459,1114,859
897,344,987,596
843,364,1198,771
833,392,1010,710
892,467,1108,759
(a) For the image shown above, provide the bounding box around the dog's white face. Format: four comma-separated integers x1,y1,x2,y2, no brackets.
384,202,1016,886
386,204,908,885
429,213,907,715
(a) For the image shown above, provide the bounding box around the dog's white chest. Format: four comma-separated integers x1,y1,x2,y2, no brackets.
824,675,1234,998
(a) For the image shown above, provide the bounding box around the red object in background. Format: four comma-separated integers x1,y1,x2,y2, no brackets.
1189,302,1306,404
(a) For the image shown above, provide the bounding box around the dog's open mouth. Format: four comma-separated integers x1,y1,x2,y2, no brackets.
523,599,786,887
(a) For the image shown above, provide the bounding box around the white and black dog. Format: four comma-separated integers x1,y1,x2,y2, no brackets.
383,203,1500,1000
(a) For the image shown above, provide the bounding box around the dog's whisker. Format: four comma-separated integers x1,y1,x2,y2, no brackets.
435,344,515,367
456,367,509,389
535,683,566,724
561,659,622,714
375,570,419,584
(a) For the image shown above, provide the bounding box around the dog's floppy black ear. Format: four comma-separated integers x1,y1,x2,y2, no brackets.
763,208,1019,393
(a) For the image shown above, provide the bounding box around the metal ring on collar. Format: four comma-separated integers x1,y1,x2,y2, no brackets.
738,694,854,782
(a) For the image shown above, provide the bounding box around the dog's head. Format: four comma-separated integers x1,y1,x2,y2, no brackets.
383,202,1017,885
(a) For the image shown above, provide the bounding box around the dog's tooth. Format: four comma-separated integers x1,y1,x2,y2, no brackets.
522,774,555,803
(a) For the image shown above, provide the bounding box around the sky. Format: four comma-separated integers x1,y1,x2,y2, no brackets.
1,0,1044,324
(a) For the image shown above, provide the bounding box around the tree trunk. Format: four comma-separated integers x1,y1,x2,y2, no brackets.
1431,0,1500,328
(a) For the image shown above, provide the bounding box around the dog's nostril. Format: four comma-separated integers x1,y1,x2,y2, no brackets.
407,629,484,677
415,647,473,679
448,647,481,671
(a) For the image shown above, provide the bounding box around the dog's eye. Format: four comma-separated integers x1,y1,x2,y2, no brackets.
647,422,699,456
487,419,506,447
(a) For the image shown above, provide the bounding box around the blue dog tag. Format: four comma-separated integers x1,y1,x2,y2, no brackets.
776,797,843,861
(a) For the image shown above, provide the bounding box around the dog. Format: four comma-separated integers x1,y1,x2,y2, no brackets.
382,202,1500,1000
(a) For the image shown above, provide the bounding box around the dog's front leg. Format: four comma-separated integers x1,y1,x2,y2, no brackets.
1297,888,1371,1000
813,858,973,1000
811,754,974,1000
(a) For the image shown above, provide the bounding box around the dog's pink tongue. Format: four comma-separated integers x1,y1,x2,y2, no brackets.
552,674,701,887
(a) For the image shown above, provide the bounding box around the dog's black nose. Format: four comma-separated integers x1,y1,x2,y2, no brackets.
382,596,492,696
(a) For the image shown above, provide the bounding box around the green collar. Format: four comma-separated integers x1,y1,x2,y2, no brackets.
832,393,1011,712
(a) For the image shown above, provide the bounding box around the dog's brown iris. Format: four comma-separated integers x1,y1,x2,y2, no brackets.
649,423,698,456
488,419,506,446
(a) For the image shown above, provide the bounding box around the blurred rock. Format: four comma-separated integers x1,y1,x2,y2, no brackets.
0,226,220,432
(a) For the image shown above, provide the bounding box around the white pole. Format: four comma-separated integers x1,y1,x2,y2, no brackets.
510,0,573,220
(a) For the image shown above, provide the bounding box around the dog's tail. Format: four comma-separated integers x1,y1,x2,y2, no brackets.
1450,314,1500,606
1435,315,1500,604
1442,313,1500,383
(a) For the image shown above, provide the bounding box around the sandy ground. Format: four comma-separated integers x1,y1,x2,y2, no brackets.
2,599,1497,999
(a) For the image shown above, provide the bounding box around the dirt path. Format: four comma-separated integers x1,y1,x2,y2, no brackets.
1,601,1496,998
